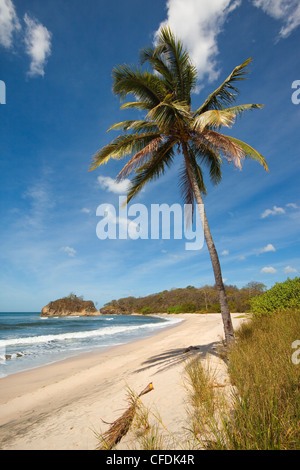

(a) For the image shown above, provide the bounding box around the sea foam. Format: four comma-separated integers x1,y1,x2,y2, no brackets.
0,317,182,348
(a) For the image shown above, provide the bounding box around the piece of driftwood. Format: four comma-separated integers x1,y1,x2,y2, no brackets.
184,345,200,353
97,382,154,450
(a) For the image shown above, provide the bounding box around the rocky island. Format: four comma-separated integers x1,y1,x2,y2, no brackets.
41,294,100,317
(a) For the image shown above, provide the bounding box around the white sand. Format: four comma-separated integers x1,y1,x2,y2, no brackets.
0,313,247,450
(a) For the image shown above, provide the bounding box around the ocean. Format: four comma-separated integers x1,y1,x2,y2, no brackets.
0,312,182,378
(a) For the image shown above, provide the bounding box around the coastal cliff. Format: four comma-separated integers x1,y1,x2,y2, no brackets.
41,295,100,317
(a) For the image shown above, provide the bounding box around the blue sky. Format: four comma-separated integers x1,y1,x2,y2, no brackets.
0,0,299,312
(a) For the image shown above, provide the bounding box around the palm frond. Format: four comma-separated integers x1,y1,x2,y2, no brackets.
107,120,159,134
197,129,245,169
223,103,264,118
193,109,236,131
97,383,154,450
225,136,269,171
112,64,166,106
90,132,161,170
186,143,207,195
190,138,223,186
140,46,174,90
146,97,191,130
193,58,252,116
116,137,164,181
126,138,176,203
193,104,263,131
154,26,197,102
179,143,207,226
179,162,195,207
178,161,195,227
120,101,154,112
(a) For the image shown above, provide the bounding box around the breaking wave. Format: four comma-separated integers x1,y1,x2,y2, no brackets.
0,317,182,348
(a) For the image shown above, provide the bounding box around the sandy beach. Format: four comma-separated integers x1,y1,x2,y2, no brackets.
0,313,247,450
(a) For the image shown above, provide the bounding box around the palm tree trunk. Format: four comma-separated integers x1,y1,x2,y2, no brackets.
182,143,235,346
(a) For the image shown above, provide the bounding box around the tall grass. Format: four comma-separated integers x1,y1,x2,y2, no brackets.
131,405,169,450
185,309,300,450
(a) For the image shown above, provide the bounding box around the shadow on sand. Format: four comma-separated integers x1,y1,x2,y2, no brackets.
134,341,226,375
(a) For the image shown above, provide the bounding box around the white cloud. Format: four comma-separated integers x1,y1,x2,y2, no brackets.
98,176,131,194
286,202,299,209
258,243,276,253
260,266,277,274
239,255,246,260
24,13,52,77
153,0,300,86
155,0,242,83
252,0,300,38
0,0,21,48
221,249,229,255
0,3,52,77
61,246,76,257
261,205,285,218
283,265,297,274
81,208,91,214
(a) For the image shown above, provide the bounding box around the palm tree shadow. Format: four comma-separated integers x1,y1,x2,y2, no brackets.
134,341,225,375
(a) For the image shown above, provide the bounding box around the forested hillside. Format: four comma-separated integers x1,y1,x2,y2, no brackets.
100,282,266,315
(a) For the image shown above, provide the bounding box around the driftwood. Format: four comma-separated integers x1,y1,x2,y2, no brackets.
184,345,200,353
97,383,154,450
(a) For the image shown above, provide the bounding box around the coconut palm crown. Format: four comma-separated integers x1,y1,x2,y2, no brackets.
90,27,268,345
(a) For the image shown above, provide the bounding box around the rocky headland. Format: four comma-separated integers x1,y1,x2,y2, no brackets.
41,295,100,317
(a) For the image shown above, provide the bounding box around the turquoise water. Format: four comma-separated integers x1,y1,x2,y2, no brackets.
0,312,181,378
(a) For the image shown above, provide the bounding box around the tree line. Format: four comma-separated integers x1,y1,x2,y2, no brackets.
101,282,266,315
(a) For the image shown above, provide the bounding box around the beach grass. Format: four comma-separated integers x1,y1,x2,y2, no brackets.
132,405,167,450
184,309,300,450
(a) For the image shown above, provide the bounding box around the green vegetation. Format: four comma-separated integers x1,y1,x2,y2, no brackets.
185,308,300,450
250,277,300,316
131,405,171,450
103,279,300,317
140,306,152,315
167,303,197,314
101,282,265,315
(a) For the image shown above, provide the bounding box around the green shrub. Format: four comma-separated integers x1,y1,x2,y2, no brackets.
140,306,151,315
228,301,238,312
167,303,197,314
167,305,182,314
250,277,300,316
206,303,221,313
180,302,197,313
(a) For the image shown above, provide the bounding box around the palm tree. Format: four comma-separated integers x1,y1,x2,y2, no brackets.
90,28,268,346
